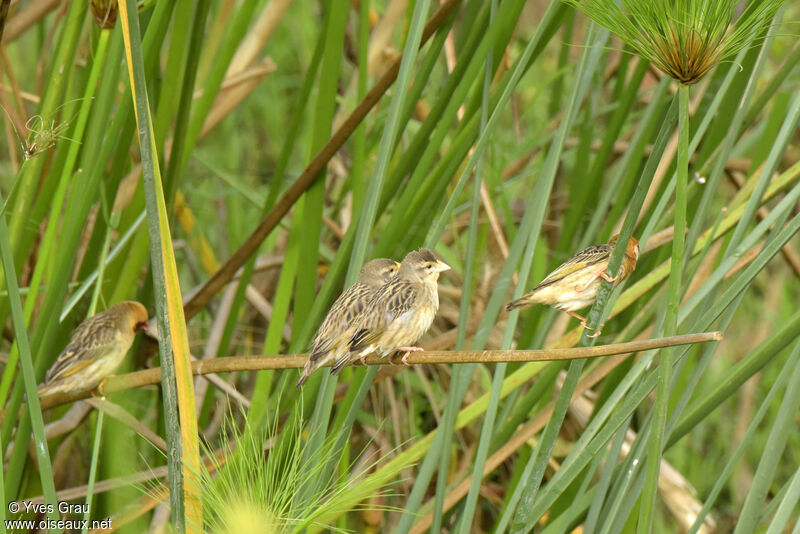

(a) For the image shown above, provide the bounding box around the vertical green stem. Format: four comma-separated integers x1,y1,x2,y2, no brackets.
0,428,4,534
348,0,433,276
81,188,118,534
119,0,203,529
432,19,495,529
81,411,104,534
0,205,61,530
639,82,689,533
351,0,371,215
449,3,497,529
287,0,349,475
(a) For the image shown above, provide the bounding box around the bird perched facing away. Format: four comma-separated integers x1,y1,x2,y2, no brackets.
331,248,450,373
295,258,400,387
506,234,639,337
38,301,149,396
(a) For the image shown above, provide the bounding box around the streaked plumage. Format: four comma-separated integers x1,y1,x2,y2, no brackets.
331,249,450,373
295,258,400,387
38,301,149,396
506,235,639,337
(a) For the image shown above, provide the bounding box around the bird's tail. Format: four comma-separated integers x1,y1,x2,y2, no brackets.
298,345,353,384
295,350,326,388
295,368,312,388
330,353,351,375
506,292,541,312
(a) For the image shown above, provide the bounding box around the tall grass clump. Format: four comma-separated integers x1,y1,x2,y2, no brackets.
198,407,408,534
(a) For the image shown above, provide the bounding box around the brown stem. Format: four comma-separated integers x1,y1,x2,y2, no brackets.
3,0,59,44
182,0,463,320
0,0,9,48
36,332,721,411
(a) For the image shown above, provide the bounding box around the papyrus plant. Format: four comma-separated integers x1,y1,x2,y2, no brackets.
564,0,785,84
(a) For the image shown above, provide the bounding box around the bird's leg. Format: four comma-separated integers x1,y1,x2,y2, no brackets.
565,311,602,338
397,346,424,366
96,373,118,397
565,310,589,326
599,271,617,283
577,268,617,292
359,354,368,366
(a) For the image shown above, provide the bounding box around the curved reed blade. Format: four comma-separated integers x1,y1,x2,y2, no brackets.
117,0,202,530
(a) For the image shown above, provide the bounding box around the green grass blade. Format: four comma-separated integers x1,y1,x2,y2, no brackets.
669,309,800,445
639,82,690,534
0,201,60,528
764,464,800,534
162,0,214,202
349,0,433,275
733,340,800,533
685,343,797,534
119,0,202,529
434,11,499,530
504,30,610,534
292,0,349,501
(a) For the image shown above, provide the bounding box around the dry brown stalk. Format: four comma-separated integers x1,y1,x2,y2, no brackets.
36,332,721,411
226,0,292,78
3,0,60,43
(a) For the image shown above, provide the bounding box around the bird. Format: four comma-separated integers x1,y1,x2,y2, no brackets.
506,234,639,337
331,248,450,373
295,258,400,387
37,301,149,396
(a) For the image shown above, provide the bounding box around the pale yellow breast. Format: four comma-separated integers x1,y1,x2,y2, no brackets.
531,269,601,311
376,283,438,354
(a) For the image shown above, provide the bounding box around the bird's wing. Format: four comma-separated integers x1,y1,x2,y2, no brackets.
308,282,371,359
348,281,418,352
45,316,119,382
535,243,613,289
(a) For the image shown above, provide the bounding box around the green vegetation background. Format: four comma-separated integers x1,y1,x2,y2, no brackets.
1,0,799,532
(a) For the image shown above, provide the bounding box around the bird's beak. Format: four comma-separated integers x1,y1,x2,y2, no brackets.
144,320,161,341
434,260,451,273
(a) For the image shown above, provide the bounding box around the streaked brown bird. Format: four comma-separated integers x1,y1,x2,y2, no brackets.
38,301,149,396
295,258,400,387
331,248,450,373
506,234,639,337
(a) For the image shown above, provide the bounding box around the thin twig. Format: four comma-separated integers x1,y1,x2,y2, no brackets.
37,332,721,410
